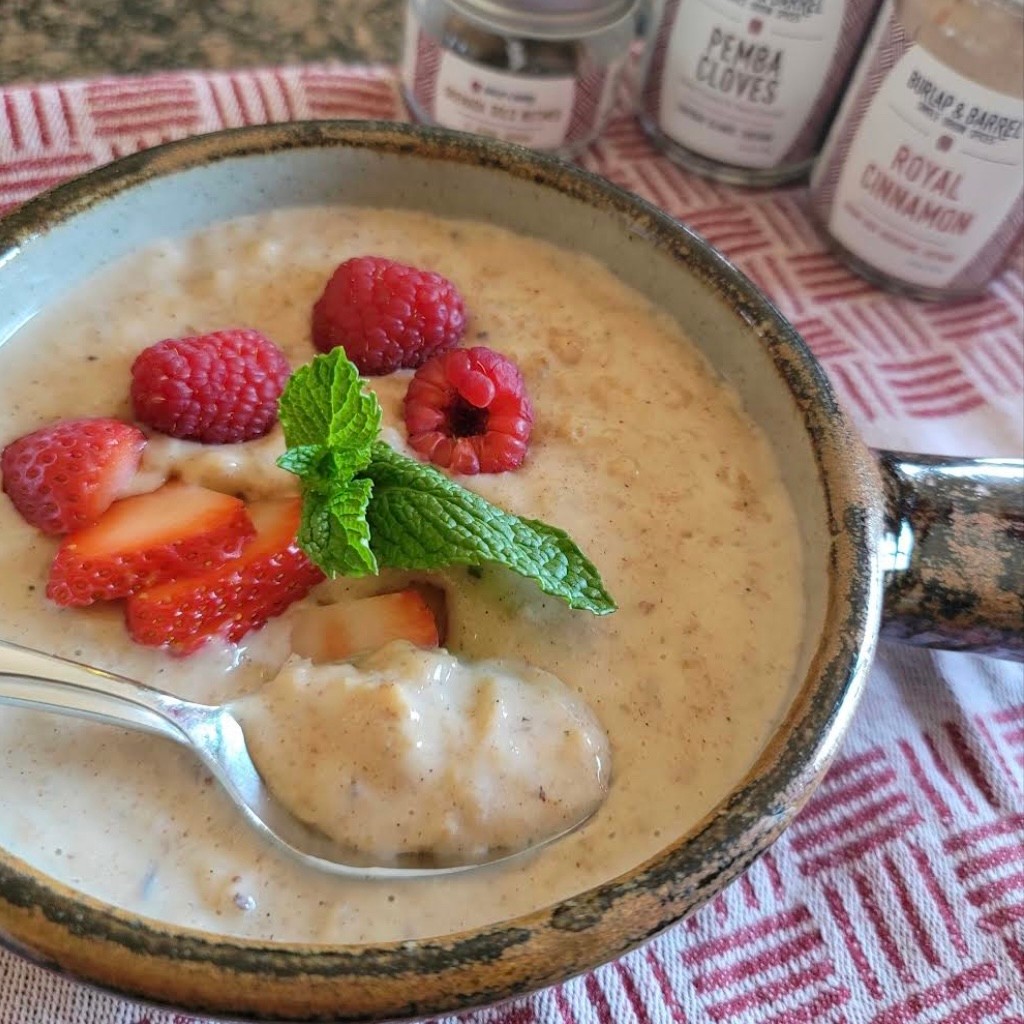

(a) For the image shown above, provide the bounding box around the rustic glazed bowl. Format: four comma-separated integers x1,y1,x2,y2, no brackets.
0,122,1019,1022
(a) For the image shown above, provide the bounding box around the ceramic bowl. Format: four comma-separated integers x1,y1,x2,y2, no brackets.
0,122,1018,1022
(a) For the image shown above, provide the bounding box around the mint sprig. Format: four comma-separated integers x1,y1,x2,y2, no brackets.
276,349,616,615
297,478,376,578
278,351,381,456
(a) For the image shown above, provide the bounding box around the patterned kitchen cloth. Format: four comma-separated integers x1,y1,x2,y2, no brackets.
0,65,1022,1024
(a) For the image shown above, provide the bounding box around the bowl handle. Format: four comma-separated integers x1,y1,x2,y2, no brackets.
876,451,1023,661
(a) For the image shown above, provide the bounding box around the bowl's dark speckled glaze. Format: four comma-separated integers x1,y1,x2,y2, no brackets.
0,122,1017,1022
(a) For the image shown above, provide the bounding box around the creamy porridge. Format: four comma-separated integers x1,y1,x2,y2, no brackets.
0,206,803,943
236,643,610,861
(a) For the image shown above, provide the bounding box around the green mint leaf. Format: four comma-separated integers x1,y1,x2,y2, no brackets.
361,442,616,615
278,349,381,459
297,477,378,578
277,444,329,479
278,445,373,485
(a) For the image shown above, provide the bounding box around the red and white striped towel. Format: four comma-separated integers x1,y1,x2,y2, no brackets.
1,65,1022,1024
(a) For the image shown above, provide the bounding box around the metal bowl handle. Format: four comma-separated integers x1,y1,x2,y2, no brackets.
877,451,1023,661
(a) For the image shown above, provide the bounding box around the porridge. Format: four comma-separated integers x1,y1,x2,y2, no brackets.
235,643,610,861
0,206,803,943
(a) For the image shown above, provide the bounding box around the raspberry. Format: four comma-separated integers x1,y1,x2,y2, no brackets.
312,256,466,375
130,329,291,444
404,347,533,475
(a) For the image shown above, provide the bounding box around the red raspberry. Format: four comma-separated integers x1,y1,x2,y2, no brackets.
312,256,466,375
130,329,291,444
1,418,147,535
404,347,533,475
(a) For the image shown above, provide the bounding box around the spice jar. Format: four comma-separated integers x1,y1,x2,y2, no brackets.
809,0,1024,300
400,0,636,157
636,0,885,186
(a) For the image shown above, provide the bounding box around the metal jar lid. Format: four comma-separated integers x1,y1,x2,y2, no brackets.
443,0,637,39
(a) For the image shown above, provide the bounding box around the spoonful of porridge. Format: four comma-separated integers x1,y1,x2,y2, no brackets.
0,637,610,877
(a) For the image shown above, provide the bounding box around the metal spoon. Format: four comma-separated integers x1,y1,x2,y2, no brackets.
0,638,590,879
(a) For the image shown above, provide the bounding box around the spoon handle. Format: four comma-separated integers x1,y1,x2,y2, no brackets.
0,640,184,743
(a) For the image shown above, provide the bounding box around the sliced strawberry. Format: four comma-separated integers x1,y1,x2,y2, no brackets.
1,418,147,535
290,586,442,664
47,483,254,607
126,497,324,655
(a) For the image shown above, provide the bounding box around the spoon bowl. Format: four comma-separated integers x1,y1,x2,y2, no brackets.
0,638,591,878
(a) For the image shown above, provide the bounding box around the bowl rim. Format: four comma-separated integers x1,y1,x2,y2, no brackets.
0,120,883,1022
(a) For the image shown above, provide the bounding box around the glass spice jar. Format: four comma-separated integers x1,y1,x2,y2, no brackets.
636,0,885,186
400,0,637,158
809,0,1024,300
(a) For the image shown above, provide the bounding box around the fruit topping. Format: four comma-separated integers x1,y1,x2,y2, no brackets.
130,328,291,444
403,346,532,474
46,482,255,607
290,585,443,664
311,256,466,375
1,418,147,536
126,497,324,655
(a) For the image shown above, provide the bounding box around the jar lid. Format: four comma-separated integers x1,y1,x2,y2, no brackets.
445,0,637,39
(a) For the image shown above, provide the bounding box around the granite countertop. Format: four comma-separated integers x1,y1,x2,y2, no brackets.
0,0,405,85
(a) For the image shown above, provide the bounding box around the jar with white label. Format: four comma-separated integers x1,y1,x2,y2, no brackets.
401,0,636,157
809,0,1024,300
636,0,885,186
